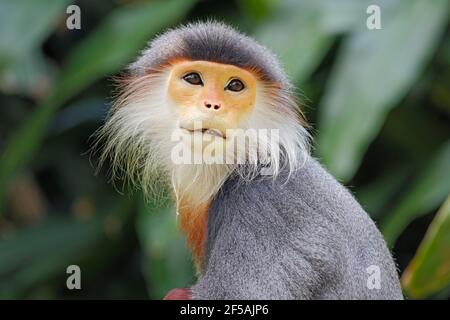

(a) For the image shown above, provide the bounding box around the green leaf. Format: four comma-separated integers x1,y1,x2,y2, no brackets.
0,0,70,71
238,0,279,22
0,0,197,213
0,0,69,96
253,0,396,85
381,141,450,246
0,196,133,298
0,217,102,298
313,0,387,34
401,195,450,299
316,0,450,180
253,0,333,84
136,199,194,299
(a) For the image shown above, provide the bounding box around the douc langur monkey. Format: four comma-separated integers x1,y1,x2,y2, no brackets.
95,21,403,300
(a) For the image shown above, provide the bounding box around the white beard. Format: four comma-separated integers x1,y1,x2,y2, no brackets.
171,163,230,211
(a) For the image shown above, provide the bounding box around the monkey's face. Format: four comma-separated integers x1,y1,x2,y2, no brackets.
98,58,307,182
167,60,258,141
95,22,310,207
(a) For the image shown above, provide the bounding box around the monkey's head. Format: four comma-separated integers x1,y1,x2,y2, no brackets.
95,21,309,207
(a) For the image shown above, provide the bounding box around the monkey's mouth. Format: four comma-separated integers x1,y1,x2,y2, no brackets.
180,127,226,139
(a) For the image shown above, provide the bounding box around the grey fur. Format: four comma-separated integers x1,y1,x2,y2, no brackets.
193,156,403,299
130,21,290,86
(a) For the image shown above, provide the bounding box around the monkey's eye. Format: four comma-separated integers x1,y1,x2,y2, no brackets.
226,79,245,92
182,72,203,86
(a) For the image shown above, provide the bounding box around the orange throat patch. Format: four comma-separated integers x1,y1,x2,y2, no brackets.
178,200,210,272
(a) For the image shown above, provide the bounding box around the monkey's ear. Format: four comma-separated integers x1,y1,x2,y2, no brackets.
108,71,165,110
263,82,310,129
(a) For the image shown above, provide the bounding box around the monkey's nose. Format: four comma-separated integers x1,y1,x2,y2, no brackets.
204,101,221,110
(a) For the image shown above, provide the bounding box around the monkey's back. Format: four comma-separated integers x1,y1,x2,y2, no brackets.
196,156,403,299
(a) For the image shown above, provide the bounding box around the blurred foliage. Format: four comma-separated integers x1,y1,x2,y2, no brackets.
402,194,450,299
317,0,449,180
0,0,449,299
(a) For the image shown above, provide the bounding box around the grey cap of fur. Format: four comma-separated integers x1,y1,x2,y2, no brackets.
129,21,291,88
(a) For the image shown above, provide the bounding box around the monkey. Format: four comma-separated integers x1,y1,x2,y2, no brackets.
94,21,403,300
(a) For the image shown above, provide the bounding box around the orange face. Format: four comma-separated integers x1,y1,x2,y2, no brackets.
167,60,258,138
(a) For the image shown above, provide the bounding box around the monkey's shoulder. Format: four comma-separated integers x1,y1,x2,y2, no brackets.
210,157,389,265
206,158,402,299
214,157,372,233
